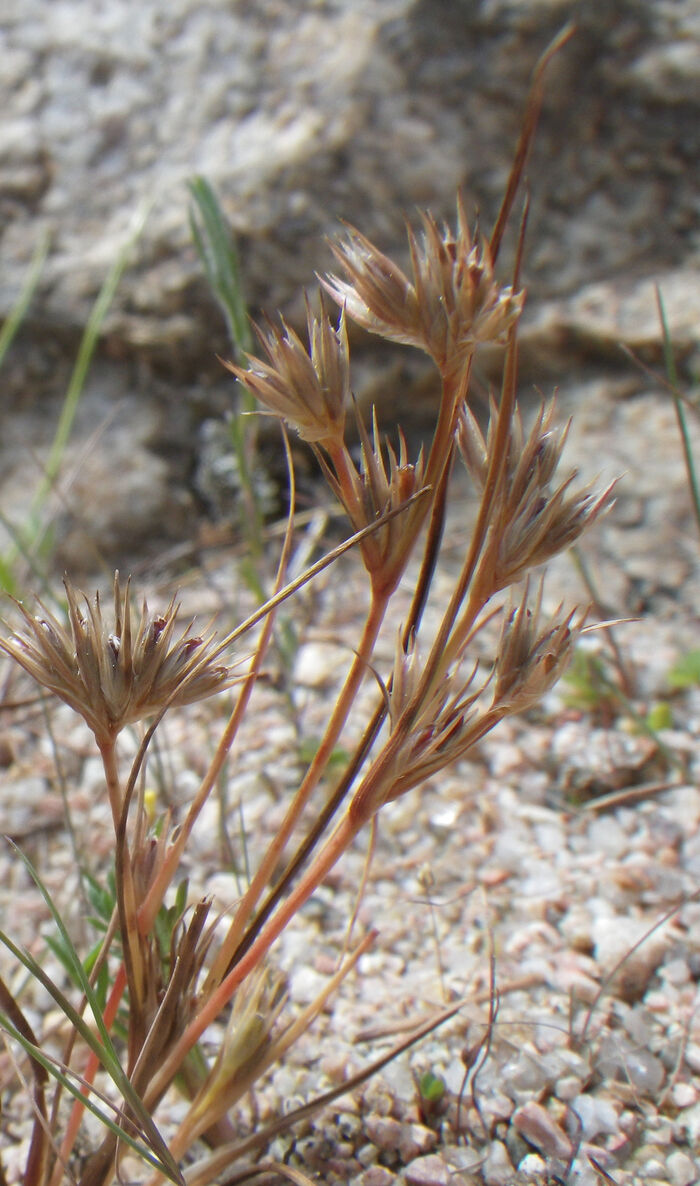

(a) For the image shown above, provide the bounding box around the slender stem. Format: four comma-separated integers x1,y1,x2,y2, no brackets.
233,385,463,963
141,428,300,931
144,812,361,1110
140,636,268,932
233,686,386,965
205,588,389,989
99,740,146,1063
98,736,123,833
397,332,519,723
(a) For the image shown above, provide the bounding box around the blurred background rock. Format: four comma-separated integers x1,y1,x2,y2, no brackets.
1,0,698,573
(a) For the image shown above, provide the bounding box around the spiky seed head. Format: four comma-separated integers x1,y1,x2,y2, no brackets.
322,413,427,593
323,195,523,378
456,403,490,489
462,400,616,591
493,584,585,714
349,635,487,825
225,298,350,446
323,226,422,345
0,574,232,746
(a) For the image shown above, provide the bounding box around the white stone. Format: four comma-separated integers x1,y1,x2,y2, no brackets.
571,1094,620,1139
483,1142,514,1186
667,1150,698,1186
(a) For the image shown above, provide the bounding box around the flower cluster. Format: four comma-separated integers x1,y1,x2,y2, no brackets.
323,194,523,377
1,574,231,745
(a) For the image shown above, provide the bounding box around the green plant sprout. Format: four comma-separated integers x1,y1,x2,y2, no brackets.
667,649,700,689
416,1069,447,1125
189,176,266,558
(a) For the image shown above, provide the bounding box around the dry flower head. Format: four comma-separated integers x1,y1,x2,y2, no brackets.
0,574,231,745
323,193,524,377
225,297,350,447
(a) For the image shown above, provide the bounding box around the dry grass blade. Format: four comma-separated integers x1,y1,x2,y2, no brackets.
0,975,49,1186
489,22,575,261
182,999,465,1186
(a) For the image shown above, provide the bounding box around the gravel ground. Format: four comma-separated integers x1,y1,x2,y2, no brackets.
2,377,700,1186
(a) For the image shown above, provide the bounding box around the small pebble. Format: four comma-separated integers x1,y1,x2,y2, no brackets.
502,1049,551,1097
288,965,327,1003
442,1145,483,1173
667,1150,698,1186
398,1123,437,1162
337,1111,362,1138
404,1154,450,1186
327,1156,362,1179
512,1101,572,1159
624,1048,666,1095
661,957,691,985
678,1101,700,1142
555,1074,584,1101
518,1153,547,1177
672,1082,698,1108
359,1169,397,1186
293,641,342,687
365,1115,402,1152
571,1094,620,1139
642,1157,670,1179
685,1042,700,1073
592,915,668,1000
357,1143,379,1168
483,1141,514,1186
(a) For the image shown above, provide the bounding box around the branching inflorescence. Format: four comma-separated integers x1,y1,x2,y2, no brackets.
0,31,612,1186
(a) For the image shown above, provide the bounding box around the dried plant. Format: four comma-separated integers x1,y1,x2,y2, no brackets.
322,194,523,379
0,27,611,1186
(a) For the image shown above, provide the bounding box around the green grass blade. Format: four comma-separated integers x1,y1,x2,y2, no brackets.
188,176,253,357
656,285,700,537
0,207,151,594
0,1011,176,1176
34,202,152,513
0,234,51,595
3,841,183,1185
189,174,265,555
0,503,55,599
0,233,49,369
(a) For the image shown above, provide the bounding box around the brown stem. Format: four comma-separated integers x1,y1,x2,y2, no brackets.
402,330,520,713
205,586,390,989
99,738,146,1066
0,976,49,1186
144,812,362,1112
231,407,459,966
